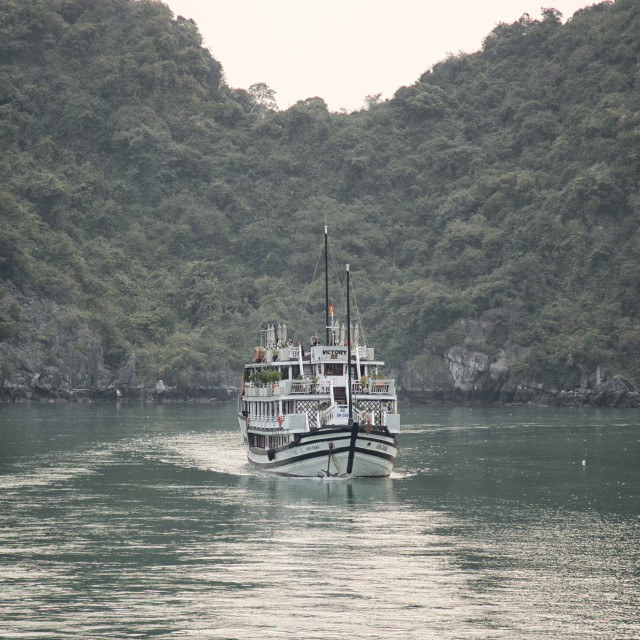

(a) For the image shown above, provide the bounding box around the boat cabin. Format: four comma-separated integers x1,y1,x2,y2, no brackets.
240,325,399,443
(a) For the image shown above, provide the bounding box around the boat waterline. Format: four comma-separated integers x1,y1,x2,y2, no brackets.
239,420,398,477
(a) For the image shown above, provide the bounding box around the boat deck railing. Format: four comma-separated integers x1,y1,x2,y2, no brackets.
243,380,305,397
245,404,399,434
244,378,395,398
318,403,399,432
262,346,300,363
261,345,375,363
369,381,392,394
290,381,311,394
319,404,351,426
351,380,395,395
246,413,308,433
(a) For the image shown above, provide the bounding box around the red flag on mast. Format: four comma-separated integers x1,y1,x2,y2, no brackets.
328,301,333,314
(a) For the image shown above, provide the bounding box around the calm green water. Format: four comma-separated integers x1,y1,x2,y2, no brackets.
0,401,638,639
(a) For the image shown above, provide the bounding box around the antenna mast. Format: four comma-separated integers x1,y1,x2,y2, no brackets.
324,226,330,345
346,264,352,424
346,263,358,475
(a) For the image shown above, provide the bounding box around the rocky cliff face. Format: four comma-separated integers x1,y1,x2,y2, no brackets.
0,282,236,401
2,283,638,406
397,318,640,407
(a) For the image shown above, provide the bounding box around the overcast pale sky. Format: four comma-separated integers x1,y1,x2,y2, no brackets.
164,0,591,112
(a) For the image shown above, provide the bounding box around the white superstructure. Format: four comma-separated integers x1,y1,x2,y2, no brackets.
238,336,400,477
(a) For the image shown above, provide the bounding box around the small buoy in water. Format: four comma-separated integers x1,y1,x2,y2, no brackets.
582,445,588,466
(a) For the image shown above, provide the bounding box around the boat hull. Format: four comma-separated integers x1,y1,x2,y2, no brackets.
239,419,398,478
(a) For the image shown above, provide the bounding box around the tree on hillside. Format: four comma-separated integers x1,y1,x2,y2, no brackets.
248,82,278,114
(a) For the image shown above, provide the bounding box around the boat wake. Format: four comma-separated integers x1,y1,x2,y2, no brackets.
149,432,255,477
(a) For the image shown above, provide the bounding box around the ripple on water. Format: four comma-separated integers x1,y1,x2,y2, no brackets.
0,403,639,639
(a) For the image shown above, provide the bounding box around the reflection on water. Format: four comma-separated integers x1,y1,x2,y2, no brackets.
0,402,639,639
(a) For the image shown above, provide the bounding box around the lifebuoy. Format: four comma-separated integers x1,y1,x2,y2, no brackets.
246,417,250,427
278,414,283,426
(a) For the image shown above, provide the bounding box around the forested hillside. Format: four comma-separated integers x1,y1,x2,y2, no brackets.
1,0,640,402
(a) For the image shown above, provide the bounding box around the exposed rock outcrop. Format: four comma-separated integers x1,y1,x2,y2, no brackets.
2,283,638,406
399,346,640,407
398,317,640,407
0,282,236,402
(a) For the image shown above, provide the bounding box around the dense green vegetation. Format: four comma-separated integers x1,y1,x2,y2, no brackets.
1,0,640,389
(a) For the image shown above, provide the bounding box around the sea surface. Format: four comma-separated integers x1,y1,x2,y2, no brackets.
0,401,638,639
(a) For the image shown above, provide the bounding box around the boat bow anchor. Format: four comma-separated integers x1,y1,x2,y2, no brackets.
325,441,347,477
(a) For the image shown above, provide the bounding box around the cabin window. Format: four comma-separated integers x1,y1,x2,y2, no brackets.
324,363,343,376
270,435,289,448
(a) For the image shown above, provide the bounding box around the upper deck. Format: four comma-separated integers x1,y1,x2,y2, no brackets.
242,377,396,398
240,324,399,433
248,344,382,367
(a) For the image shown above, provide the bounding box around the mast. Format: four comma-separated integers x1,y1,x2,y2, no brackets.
324,226,330,345
346,264,353,424
346,263,358,475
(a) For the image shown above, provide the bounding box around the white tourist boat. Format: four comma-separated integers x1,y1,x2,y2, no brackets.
237,228,400,477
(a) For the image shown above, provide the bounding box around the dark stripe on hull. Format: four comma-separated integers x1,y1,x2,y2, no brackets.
249,443,397,469
245,428,398,477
